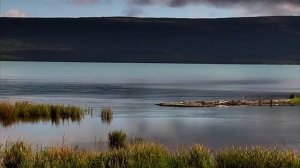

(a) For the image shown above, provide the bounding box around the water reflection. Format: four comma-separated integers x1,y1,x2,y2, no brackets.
0,117,82,128
101,107,113,124
0,106,300,150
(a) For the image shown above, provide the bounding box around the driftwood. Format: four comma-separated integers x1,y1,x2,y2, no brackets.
156,99,296,107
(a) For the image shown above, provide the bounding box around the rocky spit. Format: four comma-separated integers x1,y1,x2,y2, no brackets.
156,99,297,107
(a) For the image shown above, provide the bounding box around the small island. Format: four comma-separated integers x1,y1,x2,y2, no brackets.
156,97,300,107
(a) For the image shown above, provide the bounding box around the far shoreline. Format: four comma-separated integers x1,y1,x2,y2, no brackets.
1,60,300,65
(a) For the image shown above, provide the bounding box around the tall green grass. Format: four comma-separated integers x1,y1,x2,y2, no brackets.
291,97,300,105
0,101,85,127
1,141,300,168
216,147,300,168
170,145,214,168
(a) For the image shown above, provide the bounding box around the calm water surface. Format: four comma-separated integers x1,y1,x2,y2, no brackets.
0,61,300,149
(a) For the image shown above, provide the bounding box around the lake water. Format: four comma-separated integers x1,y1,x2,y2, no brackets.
0,61,300,149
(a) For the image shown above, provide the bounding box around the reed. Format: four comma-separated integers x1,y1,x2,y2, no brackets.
216,147,300,168
35,147,89,168
170,145,215,168
0,101,85,127
2,141,34,168
108,130,127,149
101,107,113,123
2,141,300,168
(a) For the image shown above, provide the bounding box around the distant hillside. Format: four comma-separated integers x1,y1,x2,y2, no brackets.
0,16,300,64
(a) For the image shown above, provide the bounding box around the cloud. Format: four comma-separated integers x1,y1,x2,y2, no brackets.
3,9,27,17
68,0,101,5
128,0,300,7
269,3,300,15
128,0,300,16
230,2,300,17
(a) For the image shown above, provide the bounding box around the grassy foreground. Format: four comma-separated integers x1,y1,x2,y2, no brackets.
0,142,300,168
0,101,85,126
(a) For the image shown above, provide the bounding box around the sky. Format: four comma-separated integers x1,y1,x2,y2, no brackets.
0,0,300,18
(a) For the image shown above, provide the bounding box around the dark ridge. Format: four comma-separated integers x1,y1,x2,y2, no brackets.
1,16,300,64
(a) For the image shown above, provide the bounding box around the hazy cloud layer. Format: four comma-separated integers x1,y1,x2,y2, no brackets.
128,0,300,7
4,9,27,17
65,0,300,16
236,3,300,16
128,0,300,15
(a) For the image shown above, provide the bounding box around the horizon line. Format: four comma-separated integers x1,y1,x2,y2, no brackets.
0,15,299,19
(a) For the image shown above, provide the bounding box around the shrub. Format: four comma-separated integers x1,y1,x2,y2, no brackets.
289,94,295,99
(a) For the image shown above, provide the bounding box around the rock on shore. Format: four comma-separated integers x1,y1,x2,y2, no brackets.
156,99,296,107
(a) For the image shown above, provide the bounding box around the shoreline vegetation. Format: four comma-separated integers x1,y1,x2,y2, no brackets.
156,97,300,107
1,141,300,168
290,97,300,105
0,101,87,127
0,129,299,167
